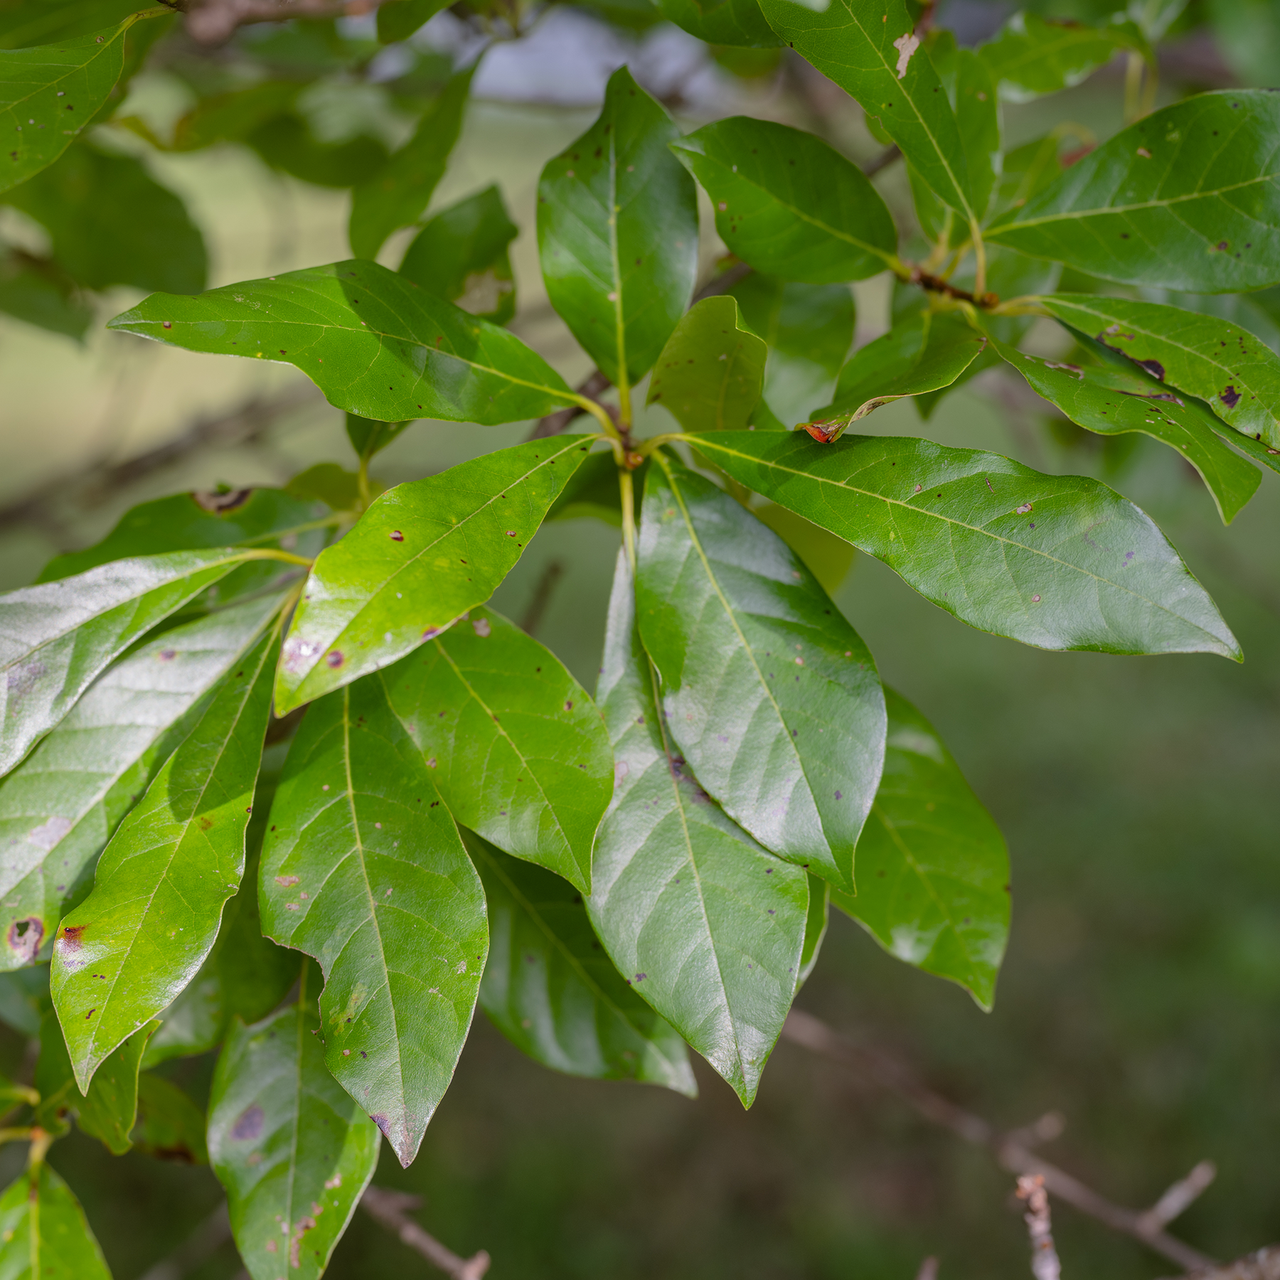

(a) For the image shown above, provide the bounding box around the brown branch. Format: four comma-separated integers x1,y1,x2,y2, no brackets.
863,143,902,177
916,1257,939,1280
184,0,395,43
1141,1161,1217,1236
518,559,564,637
780,1009,1217,1273
1017,1175,1063,1280
360,1186,490,1280
1161,1248,1280,1280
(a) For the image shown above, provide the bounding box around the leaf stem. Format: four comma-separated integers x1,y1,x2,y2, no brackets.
1123,51,1144,123
970,218,988,299
356,455,372,512
635,433,685,457
242,548,316,568
569,394,622,444
0,1127,33,1147
25,1126,51,1166
619,467,637,572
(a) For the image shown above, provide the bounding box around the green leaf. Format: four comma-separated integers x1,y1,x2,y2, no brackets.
730,274,855,430
806,312,988,439
37,487,328,608
0,598,287,974
797,872,828,985
35,1011,156,1150
0,1,142,48
260,679,488,1166
0,1162,110,1280
545,449,623,526
691,431,1241,659
345,415,410,463
0,10,159,195
107,260,578,425
49,625,279,1092
636,456,886,890
0,547,266,778
377,0,451,42
467,830,696,1094
671,116,898,283
831,688,1009,1009
752,503,855,596
208,990,381,1280
986,91,1280,294
978,12,1149,103
0,250,91,339
0,968,45,1035
930,41,1001,218
990,132,1074,221
537,66,697,388
757,0,973,219
399,184,518,325
249,114,390,190
646,296,766,433
989,334,1262,525
170,81,302,152
1034,293,1280,449
131,1071,208,1163
4,142,207,294
657,0,779,47
349,65,474,261
380,606,613,895
587,550,809,1106
275,436,593,713
143,851,297,1067
285,464,361,513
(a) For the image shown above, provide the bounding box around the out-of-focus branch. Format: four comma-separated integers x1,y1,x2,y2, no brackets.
360,1186,490,1280
181,0,395,44
915,1257,939,1280
1161,1248,1280,1280
1017,1175,1063,1280
1141,1161,1217,1236
518,559,564,636
781,1009,1218,1273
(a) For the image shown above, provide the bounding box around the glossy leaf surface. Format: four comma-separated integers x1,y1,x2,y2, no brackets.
587,551,808,1105
132,1071,208,1162
108,260,577,425
692,431,1240,659
831,689,1009,1009
381,606,612,894
1035,293,1280,448
276,435,593,712
987,91,1280,293
0,12,151,194
208,994,380,1280
0,1163,109,1280
757,0,973,218
935,43,1001,218
537,66,697,387
0,597,282,971
0,547,260,778
4,142,207,294
647,295,766,433
811,312,988,437
399,184,518,325
468,831,695,1093
671,117,898,283
636,458,886,889
990,336,1261,525
349,66,474,260
50,627,277,1091
260,680,488,1166
978,12,1148,103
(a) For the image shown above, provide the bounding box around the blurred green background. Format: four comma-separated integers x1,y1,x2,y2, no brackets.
1,0,1278,1275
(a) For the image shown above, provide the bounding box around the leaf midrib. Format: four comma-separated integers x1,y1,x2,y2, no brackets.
694,439,1227,646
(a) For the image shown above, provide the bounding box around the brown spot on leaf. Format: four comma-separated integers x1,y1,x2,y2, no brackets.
6,917,43,963
1136,359,1165,381
1221,385,1241,408
326,651,344,668
192,488,253,514
230,1104,264,1140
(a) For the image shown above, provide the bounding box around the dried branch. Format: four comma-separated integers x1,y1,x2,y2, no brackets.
1017,1175,1063,1280
1141,1161,1218,1235
781,1009,1217,1273
360,1185,490,1280
1162,1248,1280,1280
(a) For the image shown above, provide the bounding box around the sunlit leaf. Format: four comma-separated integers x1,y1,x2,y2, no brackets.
831,689,1009,1008
671,116,898,283
587,550,809,1106
208,986,381,1280
537,66,697,387
691,431,1240,659
50,625,279,1091
381,606,613,894
467,830,696,1094
108,260,577,425
260,679,488,1167
636,457,886,889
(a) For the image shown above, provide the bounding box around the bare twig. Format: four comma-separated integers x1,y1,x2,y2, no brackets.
780,1009,1217,1273
863,143,902,176
360,1185,490,1280
1160,1247,1280,1280
528,371,612,441
1140,1161,1218,1235
518,559,564,637
1017,1175,1063,1280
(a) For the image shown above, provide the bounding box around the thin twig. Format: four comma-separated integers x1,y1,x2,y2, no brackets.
1160,1247,1280,1280
360,1185,490,1280
863,143,902,176
518,559,564,637
184,0,395,43
1017,1175,1063,1280
780,1009,1217,1273
528,371,612,441
1140,1161,1217,1235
